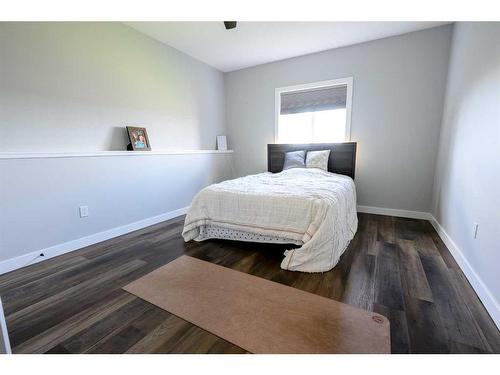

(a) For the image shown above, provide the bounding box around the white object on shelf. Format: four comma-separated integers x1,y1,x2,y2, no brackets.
216,135,227,151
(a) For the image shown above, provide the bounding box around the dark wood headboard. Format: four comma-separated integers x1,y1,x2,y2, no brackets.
267,142,357,179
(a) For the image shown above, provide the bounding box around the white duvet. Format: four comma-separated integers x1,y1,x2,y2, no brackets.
182,168,358,272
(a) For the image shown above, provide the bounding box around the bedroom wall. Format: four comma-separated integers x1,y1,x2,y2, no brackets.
432,22,500,325
0,22,230,271
225,25,453,212
0,153,231,267
0,22,226,151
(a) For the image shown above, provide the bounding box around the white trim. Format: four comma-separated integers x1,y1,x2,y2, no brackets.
357,205,432,220
0,206,189,276
0,149,233,160
429,216,500,330
0,298,11,354
274,76,354,143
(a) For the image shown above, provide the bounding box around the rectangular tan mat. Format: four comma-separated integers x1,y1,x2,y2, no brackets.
123,255,390,353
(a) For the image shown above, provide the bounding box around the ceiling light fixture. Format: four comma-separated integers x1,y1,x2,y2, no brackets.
224,21,237,30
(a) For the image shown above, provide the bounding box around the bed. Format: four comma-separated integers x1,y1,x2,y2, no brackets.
182,143,358,272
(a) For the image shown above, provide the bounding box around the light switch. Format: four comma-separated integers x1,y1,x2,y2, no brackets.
79,205,89,218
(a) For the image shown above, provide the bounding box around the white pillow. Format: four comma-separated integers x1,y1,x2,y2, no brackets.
306,150,330,171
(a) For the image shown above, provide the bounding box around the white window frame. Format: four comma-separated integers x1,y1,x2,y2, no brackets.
274,77,354,144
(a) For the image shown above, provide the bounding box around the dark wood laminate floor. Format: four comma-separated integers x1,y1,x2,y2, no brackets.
1,213,498,354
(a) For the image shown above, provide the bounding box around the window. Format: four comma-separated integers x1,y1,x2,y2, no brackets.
275,78,353,143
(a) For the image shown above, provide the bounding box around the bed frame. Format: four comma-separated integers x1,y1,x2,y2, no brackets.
267,142,357,179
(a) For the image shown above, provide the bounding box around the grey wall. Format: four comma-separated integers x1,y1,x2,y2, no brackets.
0,22,225,152
225,25,453,212
432,23,500,312
0,153,231,264
0,22,230,267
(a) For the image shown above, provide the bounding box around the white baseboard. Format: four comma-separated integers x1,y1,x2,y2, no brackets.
0,206,189,276
429,216,500,330
357,205,432,220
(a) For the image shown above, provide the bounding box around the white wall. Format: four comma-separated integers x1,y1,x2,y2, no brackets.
0,22,230,270
432,23,500,324
225,25,453,212
0,22,226,151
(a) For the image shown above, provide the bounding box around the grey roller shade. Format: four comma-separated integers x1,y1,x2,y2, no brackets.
280,85,347,115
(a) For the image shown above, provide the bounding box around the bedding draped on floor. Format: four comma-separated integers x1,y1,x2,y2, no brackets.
182,168,358,272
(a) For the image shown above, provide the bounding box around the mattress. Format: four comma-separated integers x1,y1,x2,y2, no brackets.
182,168,358,272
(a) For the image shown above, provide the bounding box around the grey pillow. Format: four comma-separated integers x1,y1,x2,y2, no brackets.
283,150,306,170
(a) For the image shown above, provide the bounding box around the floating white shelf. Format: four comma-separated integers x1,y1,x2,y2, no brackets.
0,150,233,159
0,149,234,160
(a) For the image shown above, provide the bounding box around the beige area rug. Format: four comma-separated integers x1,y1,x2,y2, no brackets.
123,255,390,353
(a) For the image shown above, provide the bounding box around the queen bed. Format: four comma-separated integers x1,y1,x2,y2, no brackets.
182,143,358,272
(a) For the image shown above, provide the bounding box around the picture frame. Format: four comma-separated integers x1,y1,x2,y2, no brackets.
126,126,151,151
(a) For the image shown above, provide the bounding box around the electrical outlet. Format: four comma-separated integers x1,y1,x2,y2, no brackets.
79,205,89,218
473,222,479,239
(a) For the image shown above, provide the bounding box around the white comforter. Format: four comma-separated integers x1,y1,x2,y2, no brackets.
182,168,358,272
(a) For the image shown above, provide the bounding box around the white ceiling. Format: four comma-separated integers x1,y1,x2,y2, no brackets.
126,22,449,72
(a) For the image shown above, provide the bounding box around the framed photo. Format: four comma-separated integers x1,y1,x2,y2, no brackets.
216,135,227,151
126,126,151,151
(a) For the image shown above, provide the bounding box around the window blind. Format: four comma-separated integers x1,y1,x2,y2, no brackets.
280,84,347,115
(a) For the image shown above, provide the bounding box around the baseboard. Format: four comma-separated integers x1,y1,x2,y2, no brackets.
357,205,432,220
0,206,189,276
429,216,500,330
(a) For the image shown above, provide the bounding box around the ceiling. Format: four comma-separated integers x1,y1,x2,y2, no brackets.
126,22,449,72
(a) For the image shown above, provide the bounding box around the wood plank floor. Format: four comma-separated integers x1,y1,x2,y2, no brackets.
0,213,498,354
